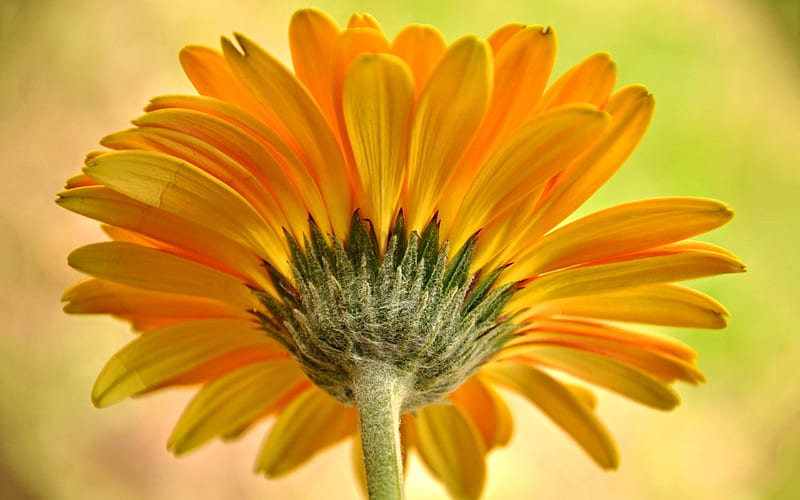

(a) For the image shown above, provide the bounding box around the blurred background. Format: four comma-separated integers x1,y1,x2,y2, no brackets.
1,0,797,498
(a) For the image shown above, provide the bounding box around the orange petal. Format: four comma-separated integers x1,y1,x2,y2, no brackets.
514,346,682,410
404,36,492,231
413,404,487,500
444,25,556,213
145,94,333,235
289,8,340,127
68,241,258,308
343,53,414,246
169,359,307,454
451,104,609,252
529,284,730,329
83,149,285,264
255,386,357,477
58,185,274,290
510,197,735,278
62,278,250,320
482,362,618,469
448,375,514,450
505,331,705,385
391,24,447,96
91,318,278,407
512,249,745,305
534,52,617,113
525,85,656,239
221,34,352,236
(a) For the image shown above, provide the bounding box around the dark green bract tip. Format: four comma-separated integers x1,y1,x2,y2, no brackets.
254,212,520,412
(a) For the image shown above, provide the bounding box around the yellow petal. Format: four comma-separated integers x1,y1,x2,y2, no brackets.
513,250,745,305
347,12,383,30
510,197,735,278
451,25,556,187
57,185,273,289
68,241,257,308
256,386,357,477
145,94,333,235
124,110,310,238
486,23,526,54
482,362,618,469
62,278,249,320
507,317,699,362
64,173,97,188
289,8,340,128
505,331,705,385
91,318,277,407
448,375,514,450
533,52,617,113
83,149,285,263
179,45,270,125
404,36,492,231
391,24,447,96
169,359,307,454
221,33,352,236
343,53,414,246
526,84,656,239
515,346,681,410
530,284,730,329
329,27,392,177
450,104,609,251
414,404,487,500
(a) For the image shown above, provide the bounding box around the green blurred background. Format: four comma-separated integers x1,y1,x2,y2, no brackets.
1,0,797,498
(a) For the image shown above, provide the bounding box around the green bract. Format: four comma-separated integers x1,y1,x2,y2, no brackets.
254,212,521,411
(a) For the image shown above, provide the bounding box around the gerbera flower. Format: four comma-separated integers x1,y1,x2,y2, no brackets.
59,8,744,499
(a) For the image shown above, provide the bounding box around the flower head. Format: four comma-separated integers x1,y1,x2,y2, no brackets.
59,8,744,499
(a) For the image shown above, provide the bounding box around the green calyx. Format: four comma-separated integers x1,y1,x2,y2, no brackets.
253,212,520,412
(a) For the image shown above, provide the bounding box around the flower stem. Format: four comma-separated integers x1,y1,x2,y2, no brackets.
353,361,410,500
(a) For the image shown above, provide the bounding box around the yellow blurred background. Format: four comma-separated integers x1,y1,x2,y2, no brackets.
1,0,798,498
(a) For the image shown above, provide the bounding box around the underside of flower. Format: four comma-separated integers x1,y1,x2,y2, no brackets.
255,211,519,412
58,7,746,499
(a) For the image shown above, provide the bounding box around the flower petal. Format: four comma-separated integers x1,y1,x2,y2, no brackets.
62,279,248,320
221,33,352,235
530,284,730,329
123,110,310,238
83,149,285,263
482,362,618,469
448,375,514,450
451,104,609,251
515,346,682,409
510,197,735,278
505,331,705,385
391,24,447,96
145,94,334,235
404,36,492,231
169,359,307,454
91,318,279,407
57,185,273,289
255,386,357,477
526,85,656,238
68,241,257,308
534,52,617,112
343,53,414,245
486,23,526,53
413,404,486,500
289,8,340,127
178,45,266,119
513,250,745,304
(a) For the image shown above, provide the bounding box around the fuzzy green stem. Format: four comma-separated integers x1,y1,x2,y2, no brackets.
353,361,410,500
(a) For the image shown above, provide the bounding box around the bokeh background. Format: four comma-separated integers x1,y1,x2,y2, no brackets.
1,0,798,498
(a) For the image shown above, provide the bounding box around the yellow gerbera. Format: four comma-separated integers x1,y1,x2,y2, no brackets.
59,8,744,499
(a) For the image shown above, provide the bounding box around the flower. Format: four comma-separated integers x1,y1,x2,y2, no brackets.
59,8,744,499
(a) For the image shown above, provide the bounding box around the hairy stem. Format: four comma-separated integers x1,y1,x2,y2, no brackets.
353,361,410,500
